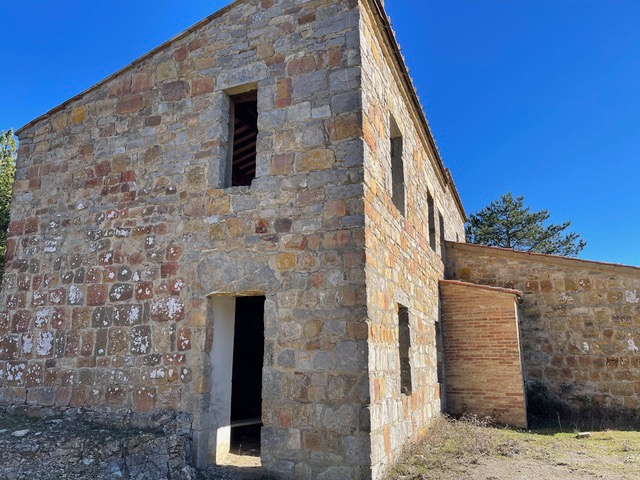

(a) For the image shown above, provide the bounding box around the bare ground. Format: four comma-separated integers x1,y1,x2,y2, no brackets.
388,416,640,480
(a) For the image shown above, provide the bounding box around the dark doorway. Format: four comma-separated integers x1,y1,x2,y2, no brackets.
230,295,265,456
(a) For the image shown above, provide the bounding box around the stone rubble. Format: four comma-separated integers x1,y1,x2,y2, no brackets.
0,407,197,480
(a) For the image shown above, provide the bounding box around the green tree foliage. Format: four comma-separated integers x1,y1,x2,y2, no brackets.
465,193,586,257
0,130,17,280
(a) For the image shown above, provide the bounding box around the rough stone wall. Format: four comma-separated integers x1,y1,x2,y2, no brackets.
446,242,640,425
439,280,527,428
358,1,466,477
1,0,372,477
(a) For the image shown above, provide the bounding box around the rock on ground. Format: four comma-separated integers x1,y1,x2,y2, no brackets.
0,407,198,480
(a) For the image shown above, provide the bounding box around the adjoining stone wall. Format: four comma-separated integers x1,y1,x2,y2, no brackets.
359,1,466,477
440,280,527,428
1,0,373,477
446,242,640,425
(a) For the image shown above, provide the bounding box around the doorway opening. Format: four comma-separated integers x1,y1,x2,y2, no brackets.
209,295,265,466
230,296,264,456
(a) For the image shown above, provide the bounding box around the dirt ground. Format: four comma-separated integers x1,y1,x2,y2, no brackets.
388,416,640,480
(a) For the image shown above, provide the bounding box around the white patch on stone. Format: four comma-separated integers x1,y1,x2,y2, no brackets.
76,202,85,210
625,290,639,304
23,335,33,355
151,298,184,320
35,309,50,328
108,271,116,280
115,229,130,238
146,236,155,246
128,306,140,324
68,285,81,304
98,349,105,355
132,335,149,353
107,210,118,220
45,238,59,252
111,285,126,300
559,292,573,301
6,363,25,382
150,368,165,379
50,291,62,304
173,280,185,291
582,342,589,353
104,252,113,263
628,338,639,353
132,272,140,282
36,331,54,356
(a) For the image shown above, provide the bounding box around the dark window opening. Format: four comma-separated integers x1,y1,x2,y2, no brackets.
230,91,258,187
428,192,436,250
439,212,446,261
435,320,446,411
398,304,412,395
390,116,405,216
230,295,265,456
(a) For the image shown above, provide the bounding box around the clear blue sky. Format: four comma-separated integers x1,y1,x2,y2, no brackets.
1,0,639,265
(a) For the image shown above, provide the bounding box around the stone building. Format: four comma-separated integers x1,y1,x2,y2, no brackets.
1,0,640,478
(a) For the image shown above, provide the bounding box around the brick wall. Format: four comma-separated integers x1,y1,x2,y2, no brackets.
440,280,527,428
446,242,640,425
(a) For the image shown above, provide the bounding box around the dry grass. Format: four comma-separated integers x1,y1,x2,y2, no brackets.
387,415,640,480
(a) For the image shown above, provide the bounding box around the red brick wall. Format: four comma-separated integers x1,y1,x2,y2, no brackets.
440,280,527,428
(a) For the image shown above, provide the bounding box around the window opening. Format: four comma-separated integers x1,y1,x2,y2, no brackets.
390,116,405,216
427,192,436,250
230,91,258,187
439,212,446,261
398,304,412,395
435,320,446,411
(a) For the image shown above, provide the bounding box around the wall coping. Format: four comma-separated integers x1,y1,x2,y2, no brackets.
446,241,640,276
440,279,523,300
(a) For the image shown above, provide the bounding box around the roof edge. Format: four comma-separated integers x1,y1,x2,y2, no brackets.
447,241,640,275
366,0,467,221
16,0,247,137
440,279,523,299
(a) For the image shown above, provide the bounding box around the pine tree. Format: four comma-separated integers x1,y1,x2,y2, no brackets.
465,193,586,257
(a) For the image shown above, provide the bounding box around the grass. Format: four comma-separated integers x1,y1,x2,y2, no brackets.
388,415,640,479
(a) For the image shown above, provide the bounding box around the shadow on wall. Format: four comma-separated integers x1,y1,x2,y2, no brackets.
526,381,640,430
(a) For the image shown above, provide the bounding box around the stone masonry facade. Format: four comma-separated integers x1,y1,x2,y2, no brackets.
3,0,639,478
446,242,640,426
0,0,467,478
